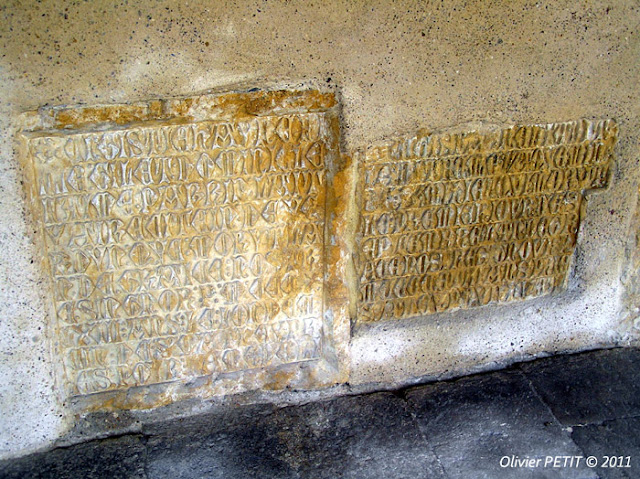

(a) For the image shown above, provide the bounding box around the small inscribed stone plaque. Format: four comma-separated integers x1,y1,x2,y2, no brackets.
19,89,348,408
356,119,617,323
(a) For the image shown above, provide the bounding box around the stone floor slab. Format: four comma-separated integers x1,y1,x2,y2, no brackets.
144,403,290,479
571,417,640,479
5,348,640,478
145,392,446,479
0,435,147,479
521,348,640,426
406,370,597,479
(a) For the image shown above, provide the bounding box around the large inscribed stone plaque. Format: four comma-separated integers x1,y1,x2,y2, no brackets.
356,120,617,323
18,89,349,409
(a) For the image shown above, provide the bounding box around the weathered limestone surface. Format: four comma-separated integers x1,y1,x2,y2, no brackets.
1,0,639,461
17,90,621,422
356,120,617,322
18,90,349,410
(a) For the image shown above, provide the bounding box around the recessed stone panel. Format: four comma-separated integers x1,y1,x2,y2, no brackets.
356,119,617,323
19,89,349,408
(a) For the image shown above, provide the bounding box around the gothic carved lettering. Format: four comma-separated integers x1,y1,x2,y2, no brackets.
25,109,331,396
357,119,617,322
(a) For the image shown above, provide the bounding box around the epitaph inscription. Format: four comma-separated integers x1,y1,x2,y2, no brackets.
357,119,617,323
21,94,340,398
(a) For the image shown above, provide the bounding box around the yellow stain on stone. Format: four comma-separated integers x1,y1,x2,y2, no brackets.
355,119,618,323
18,88,349,411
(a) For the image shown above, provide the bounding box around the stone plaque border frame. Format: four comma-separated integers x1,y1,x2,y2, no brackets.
17,88,350,412
352,120,618,324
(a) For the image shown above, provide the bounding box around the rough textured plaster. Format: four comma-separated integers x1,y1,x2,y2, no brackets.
0,0,639,459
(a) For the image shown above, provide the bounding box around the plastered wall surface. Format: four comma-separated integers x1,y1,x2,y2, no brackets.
0,0,639,459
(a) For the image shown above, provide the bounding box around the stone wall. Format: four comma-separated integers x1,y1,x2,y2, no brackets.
1,0,639,459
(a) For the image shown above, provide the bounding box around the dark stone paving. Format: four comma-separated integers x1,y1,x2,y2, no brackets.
144,393,446,479
571,417,640,479
407,371,596,478
0,435,147,479
522,348,640,426
2,347,639,478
